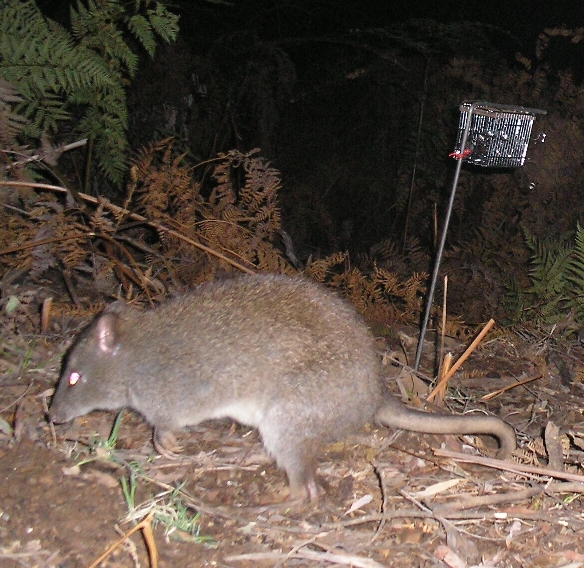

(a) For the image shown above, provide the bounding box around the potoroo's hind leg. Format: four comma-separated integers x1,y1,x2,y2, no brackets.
260,422,323,501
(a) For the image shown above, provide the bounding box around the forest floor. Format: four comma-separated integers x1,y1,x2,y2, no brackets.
2,287,584,568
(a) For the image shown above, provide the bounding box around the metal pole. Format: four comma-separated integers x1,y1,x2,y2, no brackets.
413,102,477,372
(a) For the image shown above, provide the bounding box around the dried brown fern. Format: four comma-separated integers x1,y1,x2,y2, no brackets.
305,252,426,324
1,138,425,330
304,252,348,283
535,27,584,60
130,142,295,284
133,140,196,226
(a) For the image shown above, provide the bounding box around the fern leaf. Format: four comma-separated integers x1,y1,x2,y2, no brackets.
0,0,179,185
128,14,156,56
0,79,27,144
147,4,180,43
567,222,584,322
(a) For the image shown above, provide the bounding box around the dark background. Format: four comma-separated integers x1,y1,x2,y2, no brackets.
35,0,584,321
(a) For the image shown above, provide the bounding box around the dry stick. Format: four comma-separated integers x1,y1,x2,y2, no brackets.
138,472,584,538
329,508,580,527
0,549,56,562
433,352,452,407
427,318,495,402
0,233,93,255
434,448,584,484
0,181,256,275
480,374,542,401
399,488,464,544
225,549,385,568
430,486,545,516
439,275,448,369
40,297,53,334
146,470,557,531
144,475,421,535
86,511,158,568
273,537,319,568
430,276,451,406
4,138,88,166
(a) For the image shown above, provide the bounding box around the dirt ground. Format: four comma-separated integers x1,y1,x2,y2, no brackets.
3,309,584,568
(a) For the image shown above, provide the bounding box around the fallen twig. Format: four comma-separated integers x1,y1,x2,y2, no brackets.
480,374,542,400
225,547,386,568
0,181,255,275
87,511,158,568
434,448,584,484
428,319,495,402
430,486,545,516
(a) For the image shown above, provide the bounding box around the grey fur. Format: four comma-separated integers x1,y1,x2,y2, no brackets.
49,274,515,500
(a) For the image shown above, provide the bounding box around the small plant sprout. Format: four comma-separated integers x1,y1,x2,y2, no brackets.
122,482,212,544
75,409,126,466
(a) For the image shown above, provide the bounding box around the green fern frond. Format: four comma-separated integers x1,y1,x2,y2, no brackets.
502,276,525,323
128,14,157,56
511,225,584,330
0,79,26,145
0,0,180,186
129,5,179,54
78,106,129,180
568,223,584,283
525,231,571,299
147,4,180,44
71,0,139,77
566,222,584,322
20,93,71,136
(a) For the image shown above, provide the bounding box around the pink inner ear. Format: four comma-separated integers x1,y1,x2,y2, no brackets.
97,313,118,353
69,371,81,386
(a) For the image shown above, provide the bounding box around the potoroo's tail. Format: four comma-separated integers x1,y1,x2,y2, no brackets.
375,397,516,459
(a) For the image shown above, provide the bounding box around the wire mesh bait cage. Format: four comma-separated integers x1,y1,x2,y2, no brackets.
414,100,547,370
452,101,547,168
